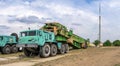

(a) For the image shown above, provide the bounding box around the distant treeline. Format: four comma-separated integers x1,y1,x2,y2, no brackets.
93,40,120,46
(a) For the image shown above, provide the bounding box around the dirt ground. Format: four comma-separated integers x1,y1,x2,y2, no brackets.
1,47,120,66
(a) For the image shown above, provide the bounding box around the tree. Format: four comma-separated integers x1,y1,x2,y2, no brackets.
93,40,100,46
86,38,90,44
113,40,120,46
103,40,112,46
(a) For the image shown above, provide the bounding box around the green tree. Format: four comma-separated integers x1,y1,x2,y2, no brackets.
93,40,100,46
87,38,90,44
113,40,120,46
103,40,112,46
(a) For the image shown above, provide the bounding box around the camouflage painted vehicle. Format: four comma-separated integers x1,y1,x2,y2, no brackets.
41,22,88,49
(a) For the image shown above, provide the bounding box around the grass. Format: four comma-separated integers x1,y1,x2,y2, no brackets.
0,52,23,57
115,64,120,66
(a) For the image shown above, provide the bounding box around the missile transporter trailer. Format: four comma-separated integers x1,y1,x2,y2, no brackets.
0,33,19,54
41,22,88,49
17,22,88,57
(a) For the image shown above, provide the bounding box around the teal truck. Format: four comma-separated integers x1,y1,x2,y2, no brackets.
17,30,68,57
17,22,88,58
0,33,19,54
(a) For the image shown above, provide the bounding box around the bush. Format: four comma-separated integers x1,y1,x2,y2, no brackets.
93,40,100,46
103,40,112,46
113,40,120,46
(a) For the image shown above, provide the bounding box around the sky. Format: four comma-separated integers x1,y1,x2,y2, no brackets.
0,0,120,42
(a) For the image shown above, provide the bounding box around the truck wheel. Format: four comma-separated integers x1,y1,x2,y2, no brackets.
2,45,11,54
41,43,50,58
59,44,65,54
24,48,31,57
81,43,87,49
65,44,69,53
11,45,18,53
50,44,57,56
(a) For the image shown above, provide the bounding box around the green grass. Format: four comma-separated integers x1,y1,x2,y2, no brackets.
114,63,120,66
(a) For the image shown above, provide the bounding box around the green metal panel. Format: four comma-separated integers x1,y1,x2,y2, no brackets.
71,34,85,43
73,41,81,49
55,35,67,42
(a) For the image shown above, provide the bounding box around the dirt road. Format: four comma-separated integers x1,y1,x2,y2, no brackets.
34,47,120,66
1,47,120,66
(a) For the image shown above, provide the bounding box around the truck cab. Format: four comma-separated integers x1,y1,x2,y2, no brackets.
0,35,18,54
18,30,55,47
17,30,57,57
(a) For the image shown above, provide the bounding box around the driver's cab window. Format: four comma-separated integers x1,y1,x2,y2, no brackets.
29,31,36,36
21,32,27,37
40,32,42,36
0,36,3,41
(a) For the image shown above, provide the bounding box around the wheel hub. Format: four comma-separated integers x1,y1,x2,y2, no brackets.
45,46,49,54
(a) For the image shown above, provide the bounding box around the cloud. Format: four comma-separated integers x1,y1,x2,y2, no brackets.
0,0,119,42
0,25,10,29
0,0,101,41
71,23,82,26
10,16,40,24
7,15,53,24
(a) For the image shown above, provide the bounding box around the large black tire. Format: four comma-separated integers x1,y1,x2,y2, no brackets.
10,33,19,42
59,44,65,54
1,45,11,54
50,44,57,56
40,43,50,58
65,44,69,53
24,48,31,57
11,45,18,53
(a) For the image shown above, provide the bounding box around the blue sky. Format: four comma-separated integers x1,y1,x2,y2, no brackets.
0,0,120,42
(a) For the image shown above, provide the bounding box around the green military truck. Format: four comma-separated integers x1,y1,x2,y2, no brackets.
17,22,88,58
0,33,19,54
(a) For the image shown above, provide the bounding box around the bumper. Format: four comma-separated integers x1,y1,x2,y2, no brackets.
16,44,38,48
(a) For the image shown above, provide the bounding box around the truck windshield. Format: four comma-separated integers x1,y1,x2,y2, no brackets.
29,31,36,36
0,36,3,40
21,31,36,37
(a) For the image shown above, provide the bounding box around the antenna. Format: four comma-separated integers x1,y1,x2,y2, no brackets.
99,1,102,43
